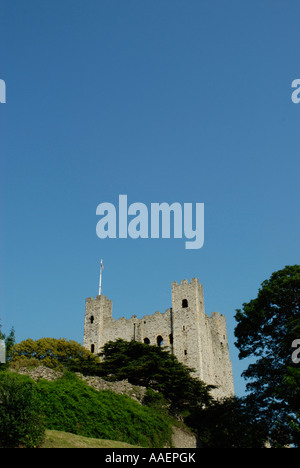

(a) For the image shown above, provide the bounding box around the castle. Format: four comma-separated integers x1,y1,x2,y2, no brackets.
83,278,234,399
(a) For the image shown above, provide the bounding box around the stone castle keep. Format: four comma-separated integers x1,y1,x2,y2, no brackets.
83,278,234,399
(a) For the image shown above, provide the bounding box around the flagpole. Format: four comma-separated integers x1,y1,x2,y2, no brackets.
98,259,103,296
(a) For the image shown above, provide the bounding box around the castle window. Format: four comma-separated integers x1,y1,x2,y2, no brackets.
90,316,94,324
184,349,187,355
91,344,95,353
182,299,188,308
144,337,150,345
156,335,163,347
169,333,173,344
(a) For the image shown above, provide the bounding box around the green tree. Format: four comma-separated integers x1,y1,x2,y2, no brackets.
185,396,269,448
0,372,45,448
5,327,16,360
98,338,213,415
234,265,300,447
10,337,100,375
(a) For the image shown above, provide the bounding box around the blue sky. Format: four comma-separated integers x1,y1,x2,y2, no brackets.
1,0,299,396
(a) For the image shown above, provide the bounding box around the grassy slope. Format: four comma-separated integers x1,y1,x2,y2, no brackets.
42,430,141,448
36,372,172,448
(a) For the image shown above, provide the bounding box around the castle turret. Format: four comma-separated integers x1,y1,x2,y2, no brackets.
83,295,112,354
171,278,206,380
171,278,234,398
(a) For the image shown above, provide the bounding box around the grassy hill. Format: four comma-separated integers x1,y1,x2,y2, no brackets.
33,371,173,448
42,430,141,448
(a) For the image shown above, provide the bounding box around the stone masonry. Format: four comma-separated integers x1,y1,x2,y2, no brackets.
83,278,234,399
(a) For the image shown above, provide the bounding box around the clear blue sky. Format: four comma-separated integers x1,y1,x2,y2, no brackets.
1,0,299,396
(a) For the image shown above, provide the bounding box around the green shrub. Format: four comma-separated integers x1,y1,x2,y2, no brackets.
9,357,41,370
143,387,167,409
36,372,172,447
0,372,45,448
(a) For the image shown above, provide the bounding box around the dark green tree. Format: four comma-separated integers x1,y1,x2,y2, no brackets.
98,338,213,415
5,327,16,360
0,372,45,448
234,265,300,447
185,396,269,448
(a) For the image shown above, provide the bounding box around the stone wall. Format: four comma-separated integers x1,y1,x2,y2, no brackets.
170,426,198,449
13,366,146,404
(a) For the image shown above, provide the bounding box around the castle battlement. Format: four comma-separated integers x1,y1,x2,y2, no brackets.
171,277,200,287
83,278,234,399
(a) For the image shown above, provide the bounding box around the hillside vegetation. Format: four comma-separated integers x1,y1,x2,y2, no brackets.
36,371,172,447
0,370,173,448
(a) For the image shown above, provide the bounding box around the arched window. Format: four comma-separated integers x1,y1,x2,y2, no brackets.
90,315,94,324
91,344,95,353
144,337,150,345
157,335,163,347
182,299,188,308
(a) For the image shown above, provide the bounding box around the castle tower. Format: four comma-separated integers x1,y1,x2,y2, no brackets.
171,278,206,381
171,278,234,398
83,295,113,354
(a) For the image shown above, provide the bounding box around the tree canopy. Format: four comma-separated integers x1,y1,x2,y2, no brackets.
234,264,300,447
0,372,45,448
10,337,100,375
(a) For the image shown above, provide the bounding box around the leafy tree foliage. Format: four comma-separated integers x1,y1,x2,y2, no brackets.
98,338,213,415
0,372,45,448
186,396,269,448
10,337,100,375
234,265,300,447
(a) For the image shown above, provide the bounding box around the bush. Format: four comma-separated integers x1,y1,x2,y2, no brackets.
0,372,45,448
9,357,41,370
143,388,167,410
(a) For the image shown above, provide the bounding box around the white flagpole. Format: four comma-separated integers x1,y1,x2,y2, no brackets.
98,259,103,296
